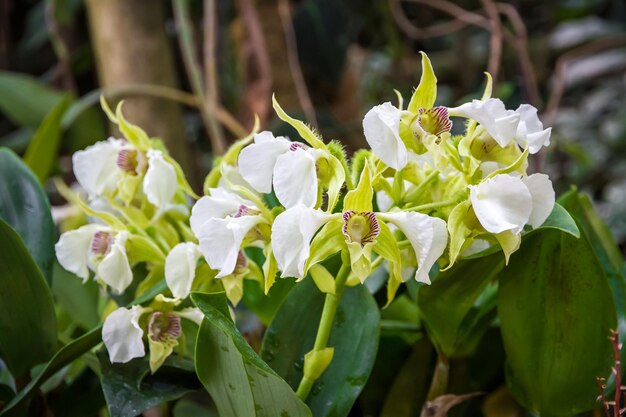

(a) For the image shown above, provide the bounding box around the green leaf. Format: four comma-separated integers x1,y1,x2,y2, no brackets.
98,352,201,417
0,219,57,378
23,94,72,182
191,292,312,417
0,72,62,127
261,279,380,417
536,202,579,237
0,148,56,281
419,252,503,358
52,262,100,331
498,229,616,415
407,52,437,113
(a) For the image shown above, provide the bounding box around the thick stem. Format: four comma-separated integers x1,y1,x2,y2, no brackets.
426,351,450,401
296,263,351,400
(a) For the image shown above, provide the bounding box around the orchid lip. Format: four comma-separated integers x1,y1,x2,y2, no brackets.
289,142,308,152
234,204,250,218
342,211,380,245
148,311,182,342
91,231,113,255
416,106,453,137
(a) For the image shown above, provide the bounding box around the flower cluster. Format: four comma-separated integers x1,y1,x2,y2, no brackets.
55,53,555,372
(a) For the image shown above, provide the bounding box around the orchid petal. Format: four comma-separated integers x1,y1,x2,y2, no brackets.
363,102,407,170
448,99,519,147
165,242,202,299
196,215,264,278
98,231,133,294
143,149,178,207
55,224,106,281
379,212,448,284
522,173,555,229
238,131,291,193
469,174,532,234
72,138,124,198
273,148,319,208
515,104,551,154
189,189,256,235
177,307,204,325
271,205,332,279
102,305,145,363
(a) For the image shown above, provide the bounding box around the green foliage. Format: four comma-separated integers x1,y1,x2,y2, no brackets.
261,279,380,417
192,292,312,417
0,219,57,379
498,227,616,415
0,149,56,281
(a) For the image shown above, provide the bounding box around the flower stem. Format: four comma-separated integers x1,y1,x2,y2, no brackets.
426,351,450,401
296,263,351,400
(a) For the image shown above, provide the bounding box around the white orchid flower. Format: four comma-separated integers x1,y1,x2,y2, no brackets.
102,303,204,372
469,173,555,234
271,204,333,279
143,149,178,208
238,131,323,208
448,99,551,154
72,138,125,198
190,188,267,278
362,102,406,170
55,225,133,293
378,212,448,284
272,204,448,284
165,242,202,299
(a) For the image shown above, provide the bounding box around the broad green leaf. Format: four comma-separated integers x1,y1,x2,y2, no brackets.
0,219,57,378
98,352,201,417
23,94,72,182
419,252,503,358
0,148,56,281
0,71,61,127
407,52,437,113
261,278,380,417
192,292,312,417
52,262,100,331
498,229,616,415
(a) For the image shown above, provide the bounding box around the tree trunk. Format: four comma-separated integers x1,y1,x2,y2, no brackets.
85,0,195,182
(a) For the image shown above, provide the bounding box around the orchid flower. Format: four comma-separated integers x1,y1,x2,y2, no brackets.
190,188,268,278
55,225,133,293
102,296,203,373
238,131,325,208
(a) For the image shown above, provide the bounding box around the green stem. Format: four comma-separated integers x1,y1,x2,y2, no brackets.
403,170,439,203
426,351,449,401
296,263,351,400
405,197,459,213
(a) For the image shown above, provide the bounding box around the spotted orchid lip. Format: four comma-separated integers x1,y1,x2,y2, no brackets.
234,204,249,218
342,211,380,245
417,106,453,136
148,311,182,342
91,231,113,255
288,142,308,152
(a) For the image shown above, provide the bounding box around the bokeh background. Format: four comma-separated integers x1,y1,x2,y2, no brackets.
1,0,625,245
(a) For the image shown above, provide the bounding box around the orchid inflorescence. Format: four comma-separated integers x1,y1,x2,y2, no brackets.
55,53,555,376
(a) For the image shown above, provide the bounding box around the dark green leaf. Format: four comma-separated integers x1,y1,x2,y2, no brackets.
49,368,105,417
98,351,201,417
0,72,62,127
52,262,100,330
192,292,312,417
418,253,503,358
261,279,380,417
0,148,55,281
498,229,616,415
0,219,57,378
23,95,72,182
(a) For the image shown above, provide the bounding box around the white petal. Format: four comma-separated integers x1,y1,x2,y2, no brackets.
72,138,124,198
102,306,145,363
448,99,519,147
143,149,178,207
363,102,407,170
98,231,133,294
273,148,319,208
218,163,256,193
271,205,331,279
55,224,105,281
515,104,551,153
238,132,291,193
177,307,204,325
469,175,532,234
521,173,555,229
379,212,448,284
196,215,264,278
190,189,256,236
165,242,202,299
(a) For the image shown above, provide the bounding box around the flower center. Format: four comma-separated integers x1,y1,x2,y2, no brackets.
148,312,182,342
91,231,113,255
416,107,452,137
116,149,147,174
234,250,248,274
342,211,380,245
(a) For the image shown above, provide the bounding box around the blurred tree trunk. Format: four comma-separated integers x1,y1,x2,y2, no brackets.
85,0,196,182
